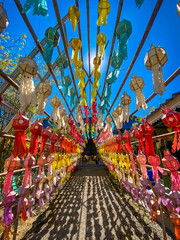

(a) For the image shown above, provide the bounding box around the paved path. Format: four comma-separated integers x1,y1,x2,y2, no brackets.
22,166,174,240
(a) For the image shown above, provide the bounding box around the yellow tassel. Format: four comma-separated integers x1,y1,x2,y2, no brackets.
68,5,80,32
74,59,82,79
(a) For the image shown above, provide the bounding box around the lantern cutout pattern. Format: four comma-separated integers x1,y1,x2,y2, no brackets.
162,149,180,192
44,27,59,63
56,55,69,85
71,38,82,64
22,0,48,17
162,106,180,153
96,113,104,132
177,1,180,18
145,44,168,96
63,75,72,97
37,79,52,115
50,95,61,122
68,5,80,32
97,0,110,26
135,0,144,9
129,74,147,110
0,3,9,34
112,104,123,129
116,19,132,61
97,33,106,59
121,91,131,123
18,57,38,107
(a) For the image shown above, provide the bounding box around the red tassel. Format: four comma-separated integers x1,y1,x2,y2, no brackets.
172,131,178,153
29,120,43,155
144,134,155,156
13,131,27,158
40,127,51,153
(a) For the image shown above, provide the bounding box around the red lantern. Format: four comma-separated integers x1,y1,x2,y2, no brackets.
162,106,180,153
148,155,161,180
40,126,51,153
122,130,133,154
132,126,145,153
162,149,180,192
50,132,59,153
140,119,155,156
137,152,147,178
29,119,43,155
12,111,29,158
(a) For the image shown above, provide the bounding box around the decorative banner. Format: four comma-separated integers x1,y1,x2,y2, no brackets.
63,75,72,97
135,0,144,9
37,79,52,115
44,27,59,63
50,95,61,122
22,0,48,17
145,44,168,96
0,2,9,34
161,106,180,152
97,33,106,59
97,0,110,26
18,57,38,107
116,19,132,61
68,5,80,32
129,74,147,110
56,55,69,84
71,38,82,64
121,91,131,123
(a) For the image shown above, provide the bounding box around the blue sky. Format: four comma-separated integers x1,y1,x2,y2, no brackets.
3,0,180,125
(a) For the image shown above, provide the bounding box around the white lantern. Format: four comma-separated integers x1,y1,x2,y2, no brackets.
18,57,38,107
177,1,180,18
144,44,168,96
50,95,61,122
96,113,104,132
58,107,66,129
129,74,147,110
0,3,9,34
112,103,123,129
121,91,131,123
105,115,112,132
37,79,52,115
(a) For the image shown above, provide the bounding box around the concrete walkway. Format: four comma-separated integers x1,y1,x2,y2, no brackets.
21,165,174,240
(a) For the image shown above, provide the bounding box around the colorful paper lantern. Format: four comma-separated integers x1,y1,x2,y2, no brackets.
97,33,106,59
116,19,132,61
144,44,168,95
50,95,61,122
132,126,145,153
121,91,131,123
22,0,48,17
0,3,9,34
56,55,69,83
44,27,59,63
18,57,38,107
137,152,147,178
40,126,51,153
97,0,110,26
29,119,43,155
162,149,180,192
129,74,147,110
63,75,72,97
74,59,82,79
37,79,52,115
68,5,80,32
71,38,82,64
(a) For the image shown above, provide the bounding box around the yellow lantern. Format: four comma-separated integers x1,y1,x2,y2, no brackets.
129,74,147,110
74,59,82,79
97,33,106,59
78,70,86,89
68,5,80,32
92,56,101,76
71,38,82,64
97,0,110,26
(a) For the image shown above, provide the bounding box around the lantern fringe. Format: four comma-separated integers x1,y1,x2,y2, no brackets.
152,64,166,96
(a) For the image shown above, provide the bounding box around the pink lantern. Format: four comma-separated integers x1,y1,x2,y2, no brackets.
162,149,180,192
136,152,147,179
148,155,161,180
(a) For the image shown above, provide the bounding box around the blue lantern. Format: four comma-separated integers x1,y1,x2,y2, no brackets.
22,0,48,17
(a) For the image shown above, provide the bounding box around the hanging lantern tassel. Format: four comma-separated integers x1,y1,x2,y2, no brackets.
92,56,101,77
97,33,106,59
22,0,48,17
63,75,72,97
56,55,69,84
177,1,180,18
68,5,80,32
121,91,131,123
74,59,82,79
135,0,144,9
97,0,111,26
50,95,61,122
29,119,43,155
37,79,52,115
145,44,168,96
44,27,59,63
130,74,147,110
116,19,132,61
18,57,38,108
71,38,82,64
